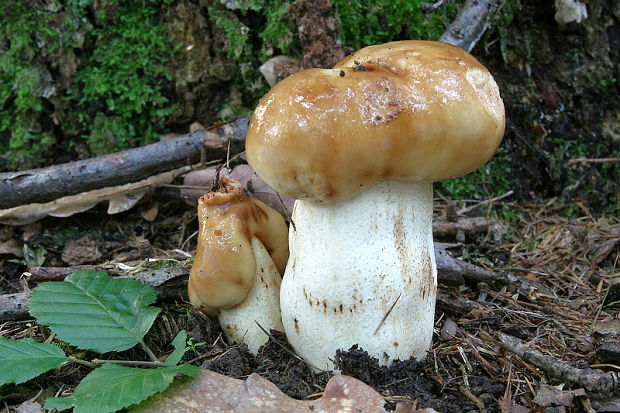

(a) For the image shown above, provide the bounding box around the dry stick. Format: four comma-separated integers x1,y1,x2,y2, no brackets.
422,0,452,12
457,190,514,215
568,157,620,165
373,293,402,335
459,385,485,412
0,118,249,210
253,321,305,364
481,332,620,394
439,0,500,52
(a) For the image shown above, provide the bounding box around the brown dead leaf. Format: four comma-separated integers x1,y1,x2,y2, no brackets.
107,192,145,214
140,202,160,222
132,370,391,413
499,396,530,413
439,318,458,341
592,317,620,364
0,238,24,257
533,384,586,407
190,121,205,132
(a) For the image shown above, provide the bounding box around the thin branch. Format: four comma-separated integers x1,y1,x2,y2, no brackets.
422,0,451,12
457,190,514,215
373,293,402,335
0,118,249,210
91,358,175,368
568,157,620,165
253,321,324,372
480,331,620,394
439,0,500,51
140,340,161,363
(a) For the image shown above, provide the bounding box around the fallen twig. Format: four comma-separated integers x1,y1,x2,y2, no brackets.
439,0,500,51
0,166,193,225
568,157,620,165
0,118,249,210
422,0,451,12
457,190,514,215
482,332,620,394
433,217,489,242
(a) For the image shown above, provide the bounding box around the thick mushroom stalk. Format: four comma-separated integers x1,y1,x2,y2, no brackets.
285,181,435,369
246,40,505,369
188,179,289,354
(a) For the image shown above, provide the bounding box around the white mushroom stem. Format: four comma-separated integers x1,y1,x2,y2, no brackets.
280,180,437,371
219,237,284,354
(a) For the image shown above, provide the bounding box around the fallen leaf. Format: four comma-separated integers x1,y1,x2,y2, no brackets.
61,235,103,266
140,202,160,222
16,401,43,413
190,121,205,133
0,239,24,257
499,396,530,413
107,192,146,214
133,370,392,412
592,317,620,364
439,318,458,341
533,384,586,407
0,167,189,225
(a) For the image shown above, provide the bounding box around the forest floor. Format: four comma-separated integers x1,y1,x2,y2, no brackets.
1,190,618,412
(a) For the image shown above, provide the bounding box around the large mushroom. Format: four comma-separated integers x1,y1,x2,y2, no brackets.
245,40,505,370
188,178,289,354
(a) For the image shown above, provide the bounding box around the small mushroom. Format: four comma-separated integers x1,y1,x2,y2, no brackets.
246,40,505,369
188,178,289,354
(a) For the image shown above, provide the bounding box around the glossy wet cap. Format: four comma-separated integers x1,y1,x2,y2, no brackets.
188,178,289,316
246,40,505,202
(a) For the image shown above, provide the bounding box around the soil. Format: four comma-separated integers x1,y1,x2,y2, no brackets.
1,195,617,411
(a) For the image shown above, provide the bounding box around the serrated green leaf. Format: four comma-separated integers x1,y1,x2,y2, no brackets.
44,363,201,413
166,330,187,366
0,336,68,385
29,270,160,353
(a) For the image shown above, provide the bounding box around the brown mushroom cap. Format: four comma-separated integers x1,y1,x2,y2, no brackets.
246,40,505,203
188,179,289,317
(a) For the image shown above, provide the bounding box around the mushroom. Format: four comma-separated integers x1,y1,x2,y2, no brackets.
245,40,505,369
188,178,289,354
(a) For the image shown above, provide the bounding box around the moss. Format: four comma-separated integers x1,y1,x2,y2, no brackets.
0,1,87,167
545,135,620,216
0,0,179,166
208,0,296,113
71,0,179,156
436,149,514,200
332,0,461,50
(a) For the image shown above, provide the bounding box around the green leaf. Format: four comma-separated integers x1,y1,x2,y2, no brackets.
166,330,187,366
44,363,201,413
0,336,68,385
29,270,161,353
